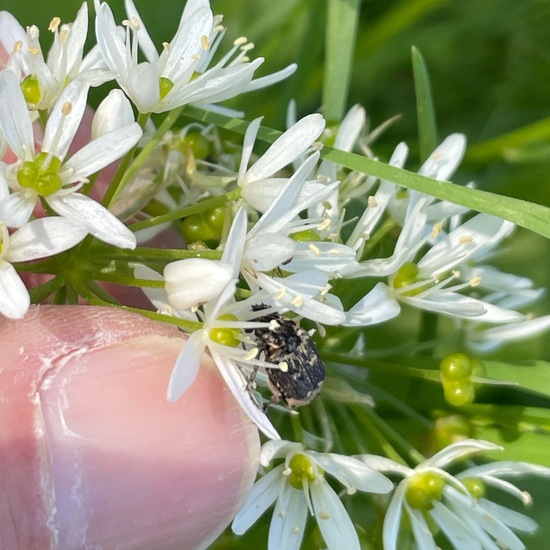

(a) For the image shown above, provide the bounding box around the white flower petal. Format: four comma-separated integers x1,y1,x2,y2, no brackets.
311,480,360,550
164,258,233,310
162,7,213,81
47,193,136,249
92,89,136,138
0,70,35,159
167,330,204,401
243,114,325,185
5,217,88,262
0,11,27,52
43,79,89,160
419,214,513,276
61,122,143,181
0,192,36,227
406,506,438,550
429,502,480,549
232,466,282,534
284,242,358,274
239,117,262,181
342,283,401,327
124,0,159,64
253,271,346,325
268,485,308,550
423,439,501,470
308,452,393,494
249,152,321,236
95,1,129,79
260,440,302,466
478,499,538,534
334,104,366,152
244,233,296,272
211,351,280,440
403,292,525,323
419,133,466,181
382,482,407,550
221,207,247,278
0,261,30,319
359,455,413,477
244,63,297,93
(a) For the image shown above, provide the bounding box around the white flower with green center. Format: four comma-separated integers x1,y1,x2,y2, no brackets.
0,4,112,110
360,439,550,550
0,218,88,319
94,0,295,114
0,70,141,248
232,439,393,550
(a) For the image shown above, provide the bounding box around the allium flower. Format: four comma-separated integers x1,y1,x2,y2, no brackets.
238,114,326,212
95,0,295,114
0,70,141,248
0,3,112,110
232,439,393,550
360,439,550,550
0,218,88,318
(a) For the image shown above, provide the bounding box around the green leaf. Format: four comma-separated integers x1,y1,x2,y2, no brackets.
466,116,550,165
482,360,550,399
323,0,361,122
411,46,438,161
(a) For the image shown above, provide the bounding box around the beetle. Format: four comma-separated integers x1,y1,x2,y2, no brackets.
247,305,325,408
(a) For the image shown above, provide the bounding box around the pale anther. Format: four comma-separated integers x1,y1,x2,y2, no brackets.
49,17,61,32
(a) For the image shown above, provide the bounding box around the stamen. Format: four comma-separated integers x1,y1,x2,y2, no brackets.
28,47,40,56
60,29,69,43
233,36,247,46
459,235,473,245
245,347,258,361
48,17,61,32
274,287,285,300
291,295,304,307
309,243,321,256
278,361,289,372
368,196,377,207
318,511,331,520
13,41,23,52
470,276,482,287
62,101,72,116
162,42,170,53
201,35,210,50
317,218,331,231
431,222,443,239
241,42,255,52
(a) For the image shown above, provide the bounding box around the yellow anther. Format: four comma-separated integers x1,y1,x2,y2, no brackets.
49,17,61,32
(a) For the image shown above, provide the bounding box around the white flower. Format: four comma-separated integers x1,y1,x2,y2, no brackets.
0,218,88,318
136,209,281,440
164,258,233,310
232,439,393,550
238,114,326,212
94,0,295,114
0,4,112,109
0,70,141,248
360,439,550,550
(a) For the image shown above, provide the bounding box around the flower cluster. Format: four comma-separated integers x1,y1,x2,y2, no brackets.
1,1,549,549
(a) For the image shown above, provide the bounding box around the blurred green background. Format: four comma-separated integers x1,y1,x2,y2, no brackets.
4,0,550,548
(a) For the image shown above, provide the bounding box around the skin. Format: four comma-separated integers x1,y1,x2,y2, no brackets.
0,305,260,549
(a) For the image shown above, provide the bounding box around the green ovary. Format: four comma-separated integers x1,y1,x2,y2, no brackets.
391,262,430,297
405,471,445,511
209,314,240,347
159,77,174,100
21,74,41,105
288,454,319,490
17,152,63,197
